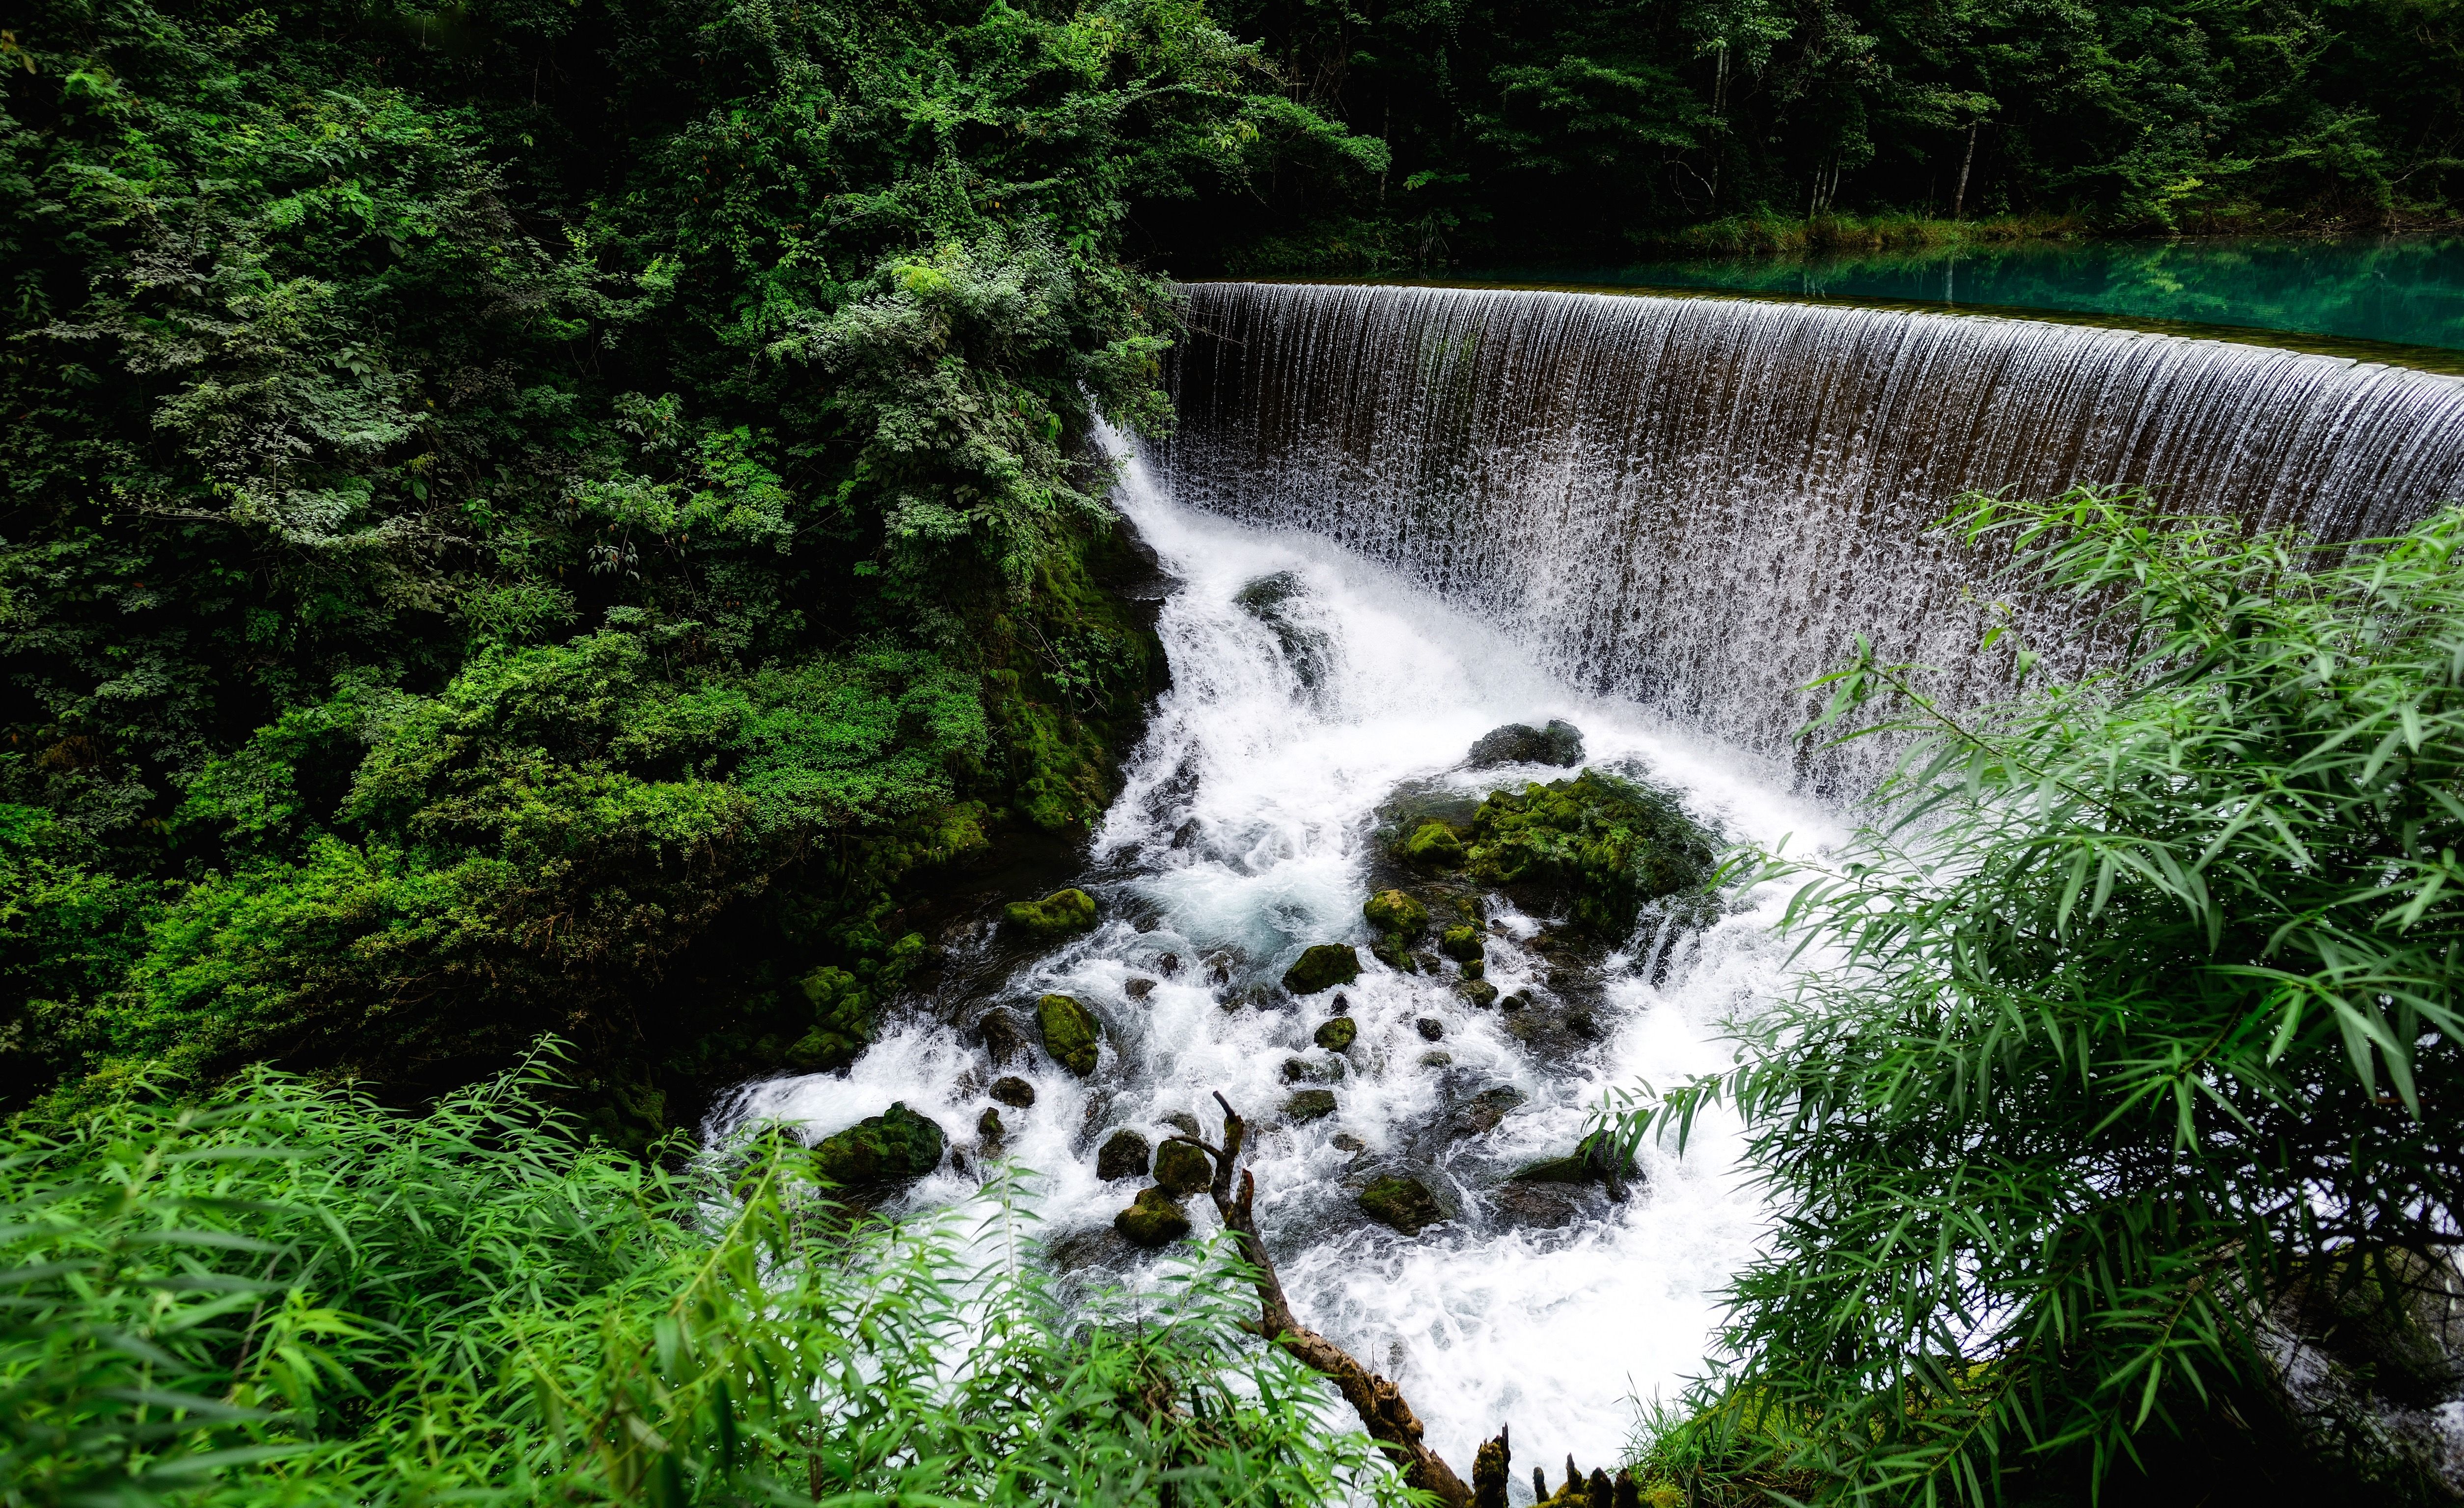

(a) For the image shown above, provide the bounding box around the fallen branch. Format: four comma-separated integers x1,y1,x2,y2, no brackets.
1188,1092,1475,1507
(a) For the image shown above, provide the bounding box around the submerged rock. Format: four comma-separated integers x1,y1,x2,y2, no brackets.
1282,943,1361,995
989,1076,1036,1107
1097,1129,1151,1181
1369,934,1419,971
1284,1088,1338,1124
979,1010,1025,1066
1123,977,1157,1000
1152,1138,1213,1194
1416,1017,1446,1041
1359,1176,1447,1235
1004,887,1098,937
1036,993,1102,1077
1466,719,1585,769
812,1103,945,1191
1114,1185,1192,1248
1232,571,1335,690
1314,1016,1359,1051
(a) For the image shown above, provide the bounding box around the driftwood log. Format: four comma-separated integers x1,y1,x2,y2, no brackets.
1168,1092,1482,1506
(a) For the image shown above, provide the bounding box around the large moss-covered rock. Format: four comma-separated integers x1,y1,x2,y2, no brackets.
1284,1088,1338,1124
1466,770,1719,937
812,1103,945,1190
1314,1016,1359,1051
1004,888,1098,937
1152,1138,1213,1194
1363,888,1430,937
1359,1176,1446,1235
1114,1185,1192,1248
1282,943,1361,995
1036,993,1102,1077
1438,923,1485,962
1466,719,1584,769
1401,820,1466,867
1097,1129,1151,1181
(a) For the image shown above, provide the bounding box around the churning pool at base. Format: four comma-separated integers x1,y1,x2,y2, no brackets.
711,435,1845,1483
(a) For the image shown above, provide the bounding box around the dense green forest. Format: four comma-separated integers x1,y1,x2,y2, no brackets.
7,1,2464,1504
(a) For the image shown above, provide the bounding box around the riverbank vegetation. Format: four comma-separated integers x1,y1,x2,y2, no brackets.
1627,492,2464,1503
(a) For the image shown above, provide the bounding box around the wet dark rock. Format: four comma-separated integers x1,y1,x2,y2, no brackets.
1170,817,1202,849
1458,980,1500,1009
812,1103,945,1191
1364,887,1431,937
1282,943,1361,995
979,1010,1025,1066
1281,1057,1310,1083
1123,977,1157,1000
1416,1017,1447,1042
990,1076,1036,1108
1420,1050,1454,1067
1439,924,1485,962
1467,720,1585,769
1284,1088,1338,1124
1159,1110,1202,1139
1050,1225,1135,1273
1453,1085,1528,1138
1370,935,1419,971
1314,1017,1359,1051
1003,887,1098,937
1460,958,1486,981
1501,990,1533,1011
1566,1011,1602,1041
1359,1176,1447,1235
1156,952,1182,976
1332,1132,1367,1152
1153,1138,1212,1194
1036,994,1102,1077
977,1107,1004,1147
1097,1129,1152,1181
1330,992,1349,1012
1203,951,1237,986
1114,1185,1193,1248
1487,1181,1584,1231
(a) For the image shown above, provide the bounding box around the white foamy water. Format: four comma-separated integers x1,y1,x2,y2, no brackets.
717,432,1844,1489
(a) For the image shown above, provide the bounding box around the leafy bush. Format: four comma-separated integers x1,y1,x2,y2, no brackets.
1651,491,2464,1501
0,1050,1417,1507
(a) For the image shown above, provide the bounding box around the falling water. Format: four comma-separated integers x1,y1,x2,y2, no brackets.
1155,282,2464,786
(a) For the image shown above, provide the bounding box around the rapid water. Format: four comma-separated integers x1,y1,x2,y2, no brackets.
1159,282,2464,789
718,435,1842,1486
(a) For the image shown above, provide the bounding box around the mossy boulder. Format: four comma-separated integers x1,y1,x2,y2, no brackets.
1369,934,1419,972
1114,1185,1192,1248
1004,888,1098,937
812,1103,945,1190
1284,1088,1338,1124
1363,889,1430,937
1459,980,1501,1008
1097,1129,1151,1181
1401,820,1466,867
1466,719,1584,769
1465,770,1719,937
1438,924,1485,962
1282,943,1361,995
989,1075,1036,1107
1153,1138,1213,1194
1359,1176,1446,1235
1036,993,1102,1077
977,1107,1004,1145
1314,1016,1359,1051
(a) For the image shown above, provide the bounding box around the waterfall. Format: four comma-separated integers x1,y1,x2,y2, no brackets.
1154,282,2464,786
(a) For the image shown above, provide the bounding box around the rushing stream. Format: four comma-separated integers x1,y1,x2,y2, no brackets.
714,284,2464,1490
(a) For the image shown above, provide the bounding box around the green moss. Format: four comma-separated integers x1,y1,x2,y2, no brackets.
1459,980,1501,1008
1369,935,1418,972
1035,993,1102,1077
1003,887,1098,936
1284,1088,1338,1123
1401,820,1466,867
1113,1185,1192,1248
1438,924,1485,962
812,1103,946,1190
1358,1176,1445,1235
1364,888,1431,937
1282,943,1361,995
1314,1016,1359,1051
1152,1138,1212,1193
1465,770,1720,937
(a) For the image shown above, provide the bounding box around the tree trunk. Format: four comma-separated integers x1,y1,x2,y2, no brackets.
1953,120,1979,219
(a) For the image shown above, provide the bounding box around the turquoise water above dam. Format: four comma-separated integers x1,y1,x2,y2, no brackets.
1476,234,2464,356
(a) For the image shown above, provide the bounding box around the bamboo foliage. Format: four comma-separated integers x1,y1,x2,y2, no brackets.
0,1050,1416,1506
1651,490,2464,1500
